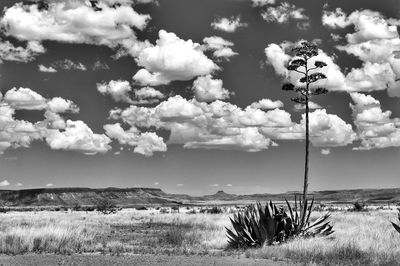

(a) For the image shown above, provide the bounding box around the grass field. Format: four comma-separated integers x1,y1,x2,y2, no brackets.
0,207,398,265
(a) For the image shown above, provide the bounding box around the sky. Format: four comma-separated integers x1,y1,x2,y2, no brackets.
0,0,399,195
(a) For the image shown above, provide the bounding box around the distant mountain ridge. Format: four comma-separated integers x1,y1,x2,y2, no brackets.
0,187,398,207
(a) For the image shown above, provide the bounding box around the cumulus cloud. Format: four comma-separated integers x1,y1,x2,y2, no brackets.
38,65,57,73
0,40,45,63
0,180,10,187
252,0,275,7
261,2,309,28
321,148,330,155
4,87,47,110
211,16,248,33
192,75,231,102
47,97,79,113
350,92,400,150
294,101,322,111
104,123,166,156
202,36,238,60
1,1,151,57
45,120,111,155
51,59,87,71
97,80,132,103
327,9,400,96
250,99,284,109
111,94,355,152
133,30,219,85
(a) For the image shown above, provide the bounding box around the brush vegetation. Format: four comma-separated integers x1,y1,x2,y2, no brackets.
0,208,397,265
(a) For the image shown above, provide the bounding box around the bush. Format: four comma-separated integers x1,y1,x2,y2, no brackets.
95,200,118,215
351,201,367,212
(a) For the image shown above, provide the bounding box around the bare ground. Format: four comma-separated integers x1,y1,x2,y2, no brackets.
0,254,295,266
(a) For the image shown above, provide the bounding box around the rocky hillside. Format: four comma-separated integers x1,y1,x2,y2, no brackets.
0,187,398,207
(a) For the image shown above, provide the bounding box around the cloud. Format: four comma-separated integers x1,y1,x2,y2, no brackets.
252,0,275,7
45,120,111,155
0,180,10,187
104,123,166,156
329,10,400,96
260,2,309,28
1,1,151,57
211,16,248,33
14,183,23,187
294,101,322,111
209,184,219,187
250,99,284,109
51,59,87,71
92,60,110,71
134,87,164,100
321,148,331,155
192,75,231,102
45,183,54,187
322,8,353,29
133,30,219,85
38,65,57,73
0,40,45,63
350,92,400,150
4,87,47,110
202,36,238,60
176,183,183,187
97,80,132,103
47,97,79,113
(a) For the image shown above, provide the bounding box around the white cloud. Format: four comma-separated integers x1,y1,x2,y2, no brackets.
202,36,238,60
0,40,45,63
1,1,150,57
134,87,164,100
0,180,10,187
97,80,132,103
38,65,57,73
211,16,248,33
322,8,352,29
250,99,284,109
47,97,79,113
350,92,400,150
4,87,47,110
261,2,309,28
104,123,166,156
192,75,230,102
45,183,54,187
51,59,87,71
176,183,183,187
294,101,322,111
45,120,111,155
133,30,218,85
15,183,23,187
252,0,275,7
321,148,331,155
209,184,219,187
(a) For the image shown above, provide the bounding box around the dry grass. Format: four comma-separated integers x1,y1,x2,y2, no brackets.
0,208,398,265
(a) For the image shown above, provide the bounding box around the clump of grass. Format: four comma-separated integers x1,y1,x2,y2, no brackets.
0,224,96,255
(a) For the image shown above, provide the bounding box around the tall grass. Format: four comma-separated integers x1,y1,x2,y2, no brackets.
0,208,398,265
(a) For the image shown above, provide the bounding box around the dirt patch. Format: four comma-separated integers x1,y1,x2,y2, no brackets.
0,254,295,266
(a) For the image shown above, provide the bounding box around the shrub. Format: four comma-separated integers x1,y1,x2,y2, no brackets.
95,200,117,215
226,200,333,249
352,201,367,212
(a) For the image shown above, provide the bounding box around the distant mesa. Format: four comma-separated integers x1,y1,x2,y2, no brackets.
0,187,398,208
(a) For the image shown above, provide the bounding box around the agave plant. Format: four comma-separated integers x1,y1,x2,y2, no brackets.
226,199,334,248
285,197,334,237
391,209,400,234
